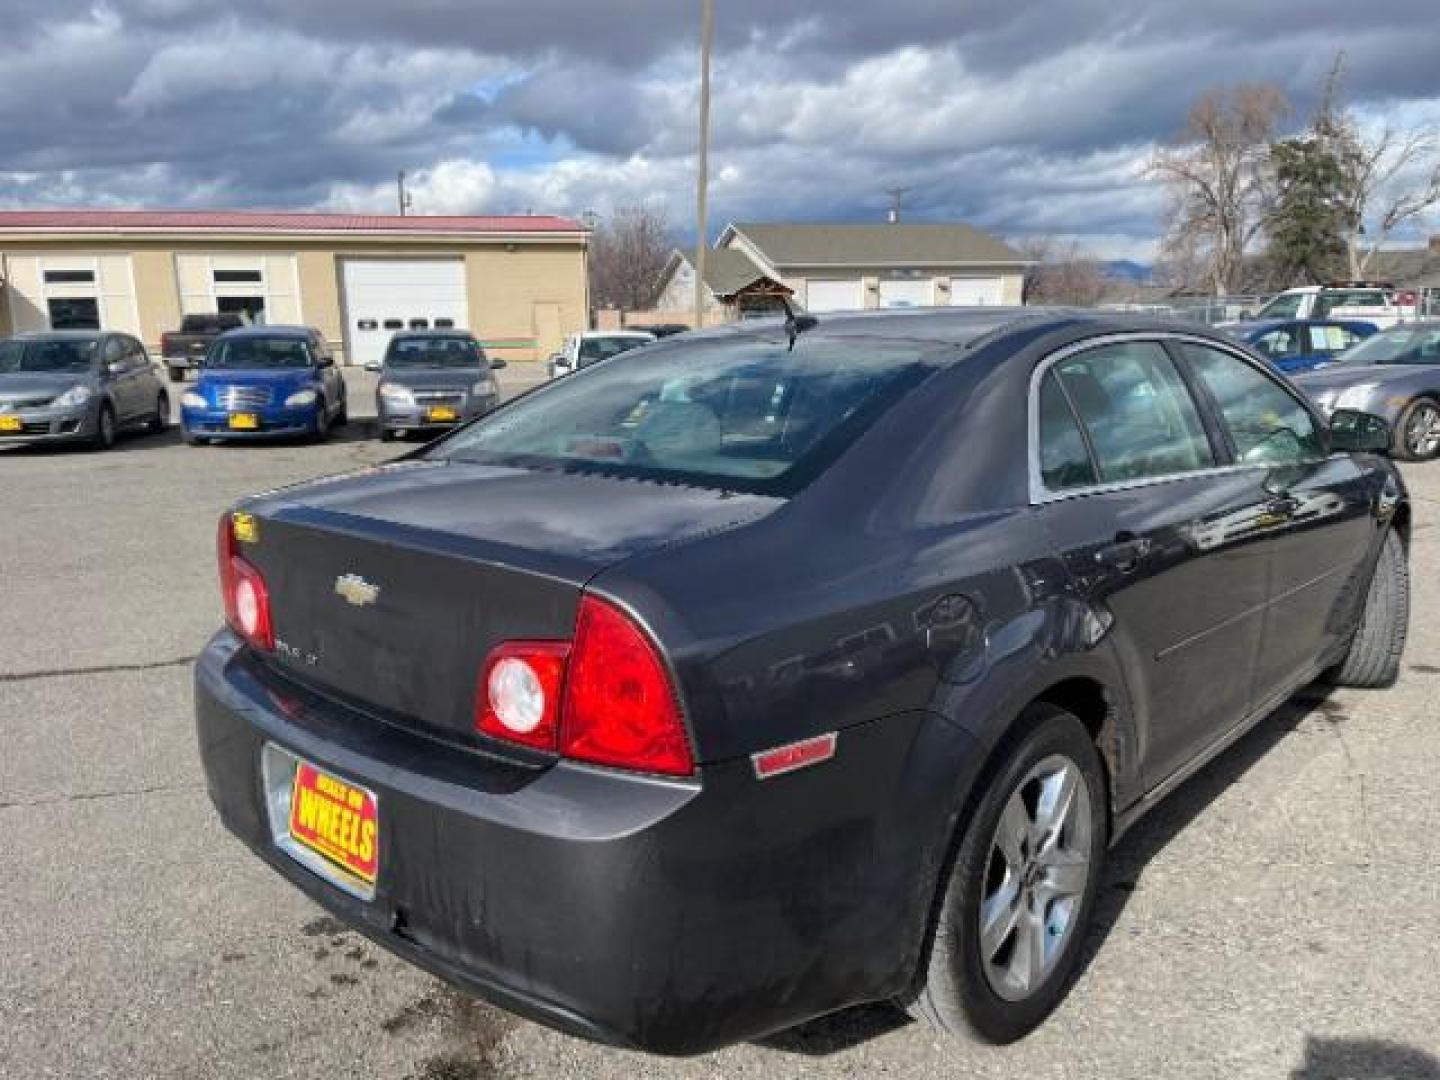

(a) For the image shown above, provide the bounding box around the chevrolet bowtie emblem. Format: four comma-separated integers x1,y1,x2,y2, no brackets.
335,574,380,608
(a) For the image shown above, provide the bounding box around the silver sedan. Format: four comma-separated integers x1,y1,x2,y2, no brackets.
1294,321,1440,460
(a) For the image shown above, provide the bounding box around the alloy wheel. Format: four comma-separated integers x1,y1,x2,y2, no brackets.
1405,402,1440,458
979,754,1093,1002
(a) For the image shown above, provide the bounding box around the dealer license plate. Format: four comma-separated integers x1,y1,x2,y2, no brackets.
287,759,380,889
228,412,260,430
427,406,458,423
0,416,21,432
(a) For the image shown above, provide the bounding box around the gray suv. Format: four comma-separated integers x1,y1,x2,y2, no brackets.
0,331,169,450
367,330,505,441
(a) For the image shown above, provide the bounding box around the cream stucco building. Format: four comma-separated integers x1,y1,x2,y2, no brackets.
0,210,589,365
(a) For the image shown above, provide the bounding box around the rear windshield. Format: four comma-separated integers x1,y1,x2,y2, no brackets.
386,336,484,368
206,337,312,369
577,335,651,367
430,334,943,496
0,338,98,373
181,314,241,334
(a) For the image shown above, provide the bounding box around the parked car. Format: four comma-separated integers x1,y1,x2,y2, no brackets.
181,325,346,445
548,330,655,378
1294,321,1440,460
196,309,1407,1055
1225,318,1377,373
0,331,168,450
1245,283,1413,328
161,312,246,383
366,329,506,442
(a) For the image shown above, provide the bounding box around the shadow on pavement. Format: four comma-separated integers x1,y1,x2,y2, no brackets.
1291,1036,1440,1079
758,685,1341,1057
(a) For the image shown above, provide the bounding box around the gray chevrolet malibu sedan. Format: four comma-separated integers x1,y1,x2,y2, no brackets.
368,330,505,441
0,331,169,450
1294,321,1440,460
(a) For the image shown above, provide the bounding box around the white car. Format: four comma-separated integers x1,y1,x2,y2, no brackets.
548,331,656,379
1247,284,1416,329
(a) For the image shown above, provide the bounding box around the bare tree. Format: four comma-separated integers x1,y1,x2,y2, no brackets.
588,205,674,313
1148,84,1290,295
1019,237,1110,306
1339,130,1440,277
1309,55,1440,278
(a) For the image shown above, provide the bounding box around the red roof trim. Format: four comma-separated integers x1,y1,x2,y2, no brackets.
0,210,583,234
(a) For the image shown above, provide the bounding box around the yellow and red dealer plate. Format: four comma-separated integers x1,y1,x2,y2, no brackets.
426,406,458,423
288,761,379,885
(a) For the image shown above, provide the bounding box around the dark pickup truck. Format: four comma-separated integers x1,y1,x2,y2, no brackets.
161,313,246,382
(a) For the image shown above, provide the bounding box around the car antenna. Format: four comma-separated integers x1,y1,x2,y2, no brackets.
778,298,818,353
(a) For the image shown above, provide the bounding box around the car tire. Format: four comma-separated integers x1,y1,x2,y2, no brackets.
91,404,117,451
1326,528,1409,689
167,367,185,384
184,433,207,447
910,704,1108,1045
149,392,169,433
312,402,331,443
380,429,397,443
1393,397,1440,461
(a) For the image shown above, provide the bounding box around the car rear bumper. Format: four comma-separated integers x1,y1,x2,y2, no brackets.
194,630,959,1054
182,406,316,439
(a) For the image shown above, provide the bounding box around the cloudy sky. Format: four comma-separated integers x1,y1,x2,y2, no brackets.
2,1,1439,259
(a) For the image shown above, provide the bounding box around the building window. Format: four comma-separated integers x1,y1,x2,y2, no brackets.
213,269,263,284
409,318,429,330
383,319,403,330
357,319,378,331
434,318,455,329
44,269,96,284
48,297,101,330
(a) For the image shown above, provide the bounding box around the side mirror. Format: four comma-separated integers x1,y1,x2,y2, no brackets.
316,355,335,368
490,357,507,370
549,353,566,365
1329,408,1392,454
364,361,383,373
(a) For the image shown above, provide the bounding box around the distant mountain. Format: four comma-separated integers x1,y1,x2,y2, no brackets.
1104,260,1153,283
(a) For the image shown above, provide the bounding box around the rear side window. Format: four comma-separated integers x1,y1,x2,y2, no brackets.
1255,328,1299,358
1180,344,1324,465
1050,342,1214,484
1037,375,1097,490
432,337,943,496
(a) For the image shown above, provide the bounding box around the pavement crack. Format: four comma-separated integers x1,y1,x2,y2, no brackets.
0,781,205,810
0,653,199,684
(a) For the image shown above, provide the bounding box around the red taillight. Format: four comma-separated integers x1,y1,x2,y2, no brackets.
561,596,693,776
477,642,570,752
474,596,694,777
217,513,274,651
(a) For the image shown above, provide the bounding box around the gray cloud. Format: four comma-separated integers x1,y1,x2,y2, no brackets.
1,1,1439,258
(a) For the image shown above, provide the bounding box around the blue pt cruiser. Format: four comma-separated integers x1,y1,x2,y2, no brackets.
182,325,347,444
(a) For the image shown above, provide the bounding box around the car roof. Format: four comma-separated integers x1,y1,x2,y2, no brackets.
10,330,109,340
214,324,316,340
580,330,655,339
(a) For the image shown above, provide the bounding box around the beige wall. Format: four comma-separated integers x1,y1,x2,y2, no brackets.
0,236,588,363
464,245,588,362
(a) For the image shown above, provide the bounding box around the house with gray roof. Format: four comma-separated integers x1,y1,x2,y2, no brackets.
656,221,1031,318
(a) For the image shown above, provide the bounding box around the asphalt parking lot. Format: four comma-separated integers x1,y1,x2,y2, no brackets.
3,363,1439,1080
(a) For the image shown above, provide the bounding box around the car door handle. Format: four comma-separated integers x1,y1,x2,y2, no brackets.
1094,533,1151,572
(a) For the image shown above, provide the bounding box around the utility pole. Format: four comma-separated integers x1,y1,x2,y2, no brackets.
886,186,910,224
693,0,714,330
397,171,413,216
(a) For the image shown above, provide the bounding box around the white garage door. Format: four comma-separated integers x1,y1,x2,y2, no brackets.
342,259,469,367
878,279,933,309
948,276,1004,306
804,278,865,313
